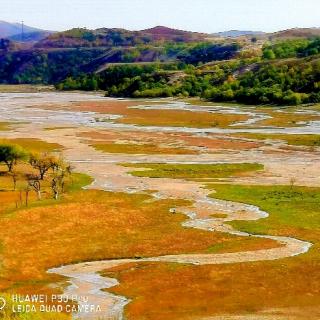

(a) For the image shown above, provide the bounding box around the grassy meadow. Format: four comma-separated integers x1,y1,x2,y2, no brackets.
0,123,11,131
0,138,62,153
92,142,197,155
118,109,249,128
122,163,264,179
236,132,320,147
104,184,320,320
74,100,250,129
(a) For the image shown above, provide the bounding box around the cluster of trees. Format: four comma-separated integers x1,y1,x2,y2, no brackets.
0,144,72,202
56,66,202,97
262,38,320,60
0,48,107,84
300,38,320,57
35,28,153,48
35,27,207,49
203,60,320,105
56,63,186,92
54,58,252,98
57,56,320,105
177,42,240,64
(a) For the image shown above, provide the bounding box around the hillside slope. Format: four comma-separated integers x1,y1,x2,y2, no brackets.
269,28,320,39
0,27,240,84
35,26,208,48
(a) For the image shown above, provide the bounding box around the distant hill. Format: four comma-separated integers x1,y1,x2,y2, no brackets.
0,21,54,42
36,26,208,48
213,30,265,38
9,31,53,42
0,21,43,38
140,26,207,41
270,28,320,39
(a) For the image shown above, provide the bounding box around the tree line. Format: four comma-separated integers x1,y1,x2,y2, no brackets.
56,54,320,105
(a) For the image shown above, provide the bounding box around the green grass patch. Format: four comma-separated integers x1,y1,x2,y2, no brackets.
66,173,93,192
206,235,269,253
208,184,320,242
122,163,264,179
236,133,320,147
92,142,196,155
210,213,228,218
0,123,9,131
0,138,62,153
0,123,11,131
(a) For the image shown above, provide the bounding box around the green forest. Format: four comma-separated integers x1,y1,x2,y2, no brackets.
56,38,320,105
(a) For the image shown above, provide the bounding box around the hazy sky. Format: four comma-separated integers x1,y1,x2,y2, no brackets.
2,0,320,33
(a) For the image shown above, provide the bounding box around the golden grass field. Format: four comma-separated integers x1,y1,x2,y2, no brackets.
122,163,264,179
104,184,320,320
73,100,250,128
0,123,11,131
0,189,277,294
0,138,62,153
235,132,320,147
255,110,320,127
92,142,198,155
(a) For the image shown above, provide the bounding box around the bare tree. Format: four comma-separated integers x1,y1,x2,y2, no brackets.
29,153,56,180
26,174,42,200
51,176,59,200
50,158,72,200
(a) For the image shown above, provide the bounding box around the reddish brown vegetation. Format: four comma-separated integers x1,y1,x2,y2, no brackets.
73,101,249,128
106,254,320,319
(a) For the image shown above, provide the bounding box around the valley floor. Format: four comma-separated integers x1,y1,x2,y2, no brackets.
0,89,319,319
